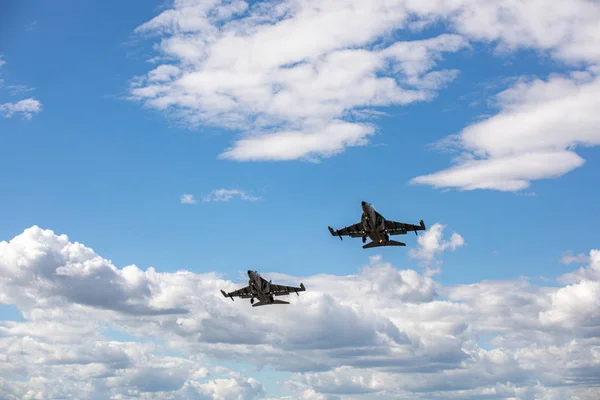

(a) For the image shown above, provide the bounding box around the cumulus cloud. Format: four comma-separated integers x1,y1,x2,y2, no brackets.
202,188,261,202
180,193,197,204
540,251,600,334
408,223,465,268
127,0,470,161
0,98,41,119
0,226,189,317
1,226,599,398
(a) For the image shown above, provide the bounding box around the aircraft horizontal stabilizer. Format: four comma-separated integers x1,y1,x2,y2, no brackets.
220,290,234,300
252,300,290,307
387,240,406,246
328,226,342,240
363,240,406,249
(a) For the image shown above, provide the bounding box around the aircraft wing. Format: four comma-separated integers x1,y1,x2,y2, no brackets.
269,282,306,297
221,285,253,300
385,219,426,236
328,222,363,239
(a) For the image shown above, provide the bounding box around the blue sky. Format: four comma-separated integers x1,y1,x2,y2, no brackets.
1,1,600,399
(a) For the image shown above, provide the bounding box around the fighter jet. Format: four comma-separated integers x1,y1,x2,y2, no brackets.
328,201,426,249
220,270,306,307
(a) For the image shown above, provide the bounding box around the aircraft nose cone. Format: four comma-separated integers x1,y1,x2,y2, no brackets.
247,270,252,275
361,201,366,205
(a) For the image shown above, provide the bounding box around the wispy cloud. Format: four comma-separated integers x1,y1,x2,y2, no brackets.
8,84,35,96
180,194,197,204
25,20,38,32
411,73,600,192
202,188,261,203
0,55,42,120
560,251,589,264
0,55,5,88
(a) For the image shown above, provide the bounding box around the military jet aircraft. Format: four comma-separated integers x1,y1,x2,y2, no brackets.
221,270,306,307
328,201,426,249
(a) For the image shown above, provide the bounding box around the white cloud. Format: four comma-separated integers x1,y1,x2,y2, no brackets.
202,188,261,202
404,0,600,65
127,0,600,165
0,55,41,120
411,73,600,191
558,249,600,285
25,20,38,32
560,251,590,265
218,120,376,162
8,84,35,96
128,1,470,161
539,251,600,331
1,226,599,398
408,223,465,267
180,193,197,204
0,98,41,120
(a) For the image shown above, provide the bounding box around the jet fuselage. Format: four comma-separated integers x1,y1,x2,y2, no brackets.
247,270,274,304
360,201,388,244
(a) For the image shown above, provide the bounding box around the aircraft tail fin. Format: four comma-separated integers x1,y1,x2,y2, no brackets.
363,240,406,249
221,290,234,301
252,300,290,307
328,226,342,240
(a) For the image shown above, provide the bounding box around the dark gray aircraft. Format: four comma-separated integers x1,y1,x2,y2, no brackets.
221,270,306,307
328,201,426,248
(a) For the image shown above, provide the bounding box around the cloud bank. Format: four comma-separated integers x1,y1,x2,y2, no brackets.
1,226,599,398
